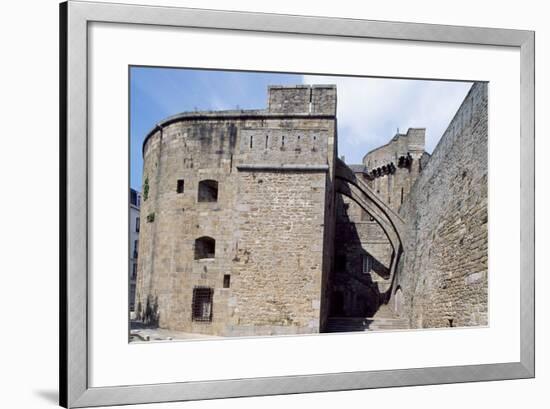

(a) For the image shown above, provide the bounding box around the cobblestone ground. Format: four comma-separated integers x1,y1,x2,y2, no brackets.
129,320,222,342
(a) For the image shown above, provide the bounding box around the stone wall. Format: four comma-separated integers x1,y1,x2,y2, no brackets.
331,194,393,317
267,85,337,115
134,81,488,336
330,127,429,319
394,82,488,328
135,85,337,336
229,170,327,335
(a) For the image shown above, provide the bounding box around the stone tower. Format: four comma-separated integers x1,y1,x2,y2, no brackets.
135,85,338,336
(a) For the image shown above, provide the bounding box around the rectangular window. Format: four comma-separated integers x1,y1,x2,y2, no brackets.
135,217,140,232
223,274,231,288
177,179,184,193
133,240,138,258
362,254,373,274
132,263,137,279
192,287,213,322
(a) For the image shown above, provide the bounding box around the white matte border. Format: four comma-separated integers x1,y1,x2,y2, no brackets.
88,22,520,387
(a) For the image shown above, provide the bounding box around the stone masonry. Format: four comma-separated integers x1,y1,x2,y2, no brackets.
394,82,488,328
135,85,337,336
331,129,429,319
134,82,488,336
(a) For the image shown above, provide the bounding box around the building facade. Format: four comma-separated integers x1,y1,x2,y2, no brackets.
129,188,141,312
134,82,488,336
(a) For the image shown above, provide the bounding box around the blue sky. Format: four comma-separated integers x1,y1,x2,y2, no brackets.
130,67,472,190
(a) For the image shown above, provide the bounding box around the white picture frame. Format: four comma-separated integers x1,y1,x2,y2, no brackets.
60,1,534,407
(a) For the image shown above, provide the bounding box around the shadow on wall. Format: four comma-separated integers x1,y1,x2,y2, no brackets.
328,194,390,318
135,294,160,327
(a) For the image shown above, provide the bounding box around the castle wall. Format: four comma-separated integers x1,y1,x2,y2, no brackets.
332,195,392,317
395,82,488,328
134,81,488,335
229,170,327,335
135,85,337,336
330,128,428,319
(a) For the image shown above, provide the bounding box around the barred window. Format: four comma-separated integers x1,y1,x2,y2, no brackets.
192,287,213,322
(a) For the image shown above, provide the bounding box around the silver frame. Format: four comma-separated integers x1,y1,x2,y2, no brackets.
60,1,535,407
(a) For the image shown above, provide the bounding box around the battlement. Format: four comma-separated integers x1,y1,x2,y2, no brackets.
267,84,337,115
363,128,426,167
403,128,426,153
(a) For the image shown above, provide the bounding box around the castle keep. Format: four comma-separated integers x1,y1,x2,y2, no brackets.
135,82,488,336
136,85,337,336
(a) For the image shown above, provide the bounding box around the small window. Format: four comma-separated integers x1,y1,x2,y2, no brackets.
130,189,137,206
177,179,184,193
135,217,140,232
192,287,213,322
194,236,215,260
133,240,138,258
362,254,373,274
198,180,218,202
132,263,137,279
223,274,231,288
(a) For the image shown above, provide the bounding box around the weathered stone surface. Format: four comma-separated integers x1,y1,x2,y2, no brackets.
331,128,428,317
134,82,488,337
394,82,488,328
135,85,337,336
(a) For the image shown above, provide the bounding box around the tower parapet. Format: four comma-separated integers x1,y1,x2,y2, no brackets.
267,84,337,115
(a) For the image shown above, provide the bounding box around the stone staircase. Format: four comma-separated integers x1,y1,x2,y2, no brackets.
326,305,409,333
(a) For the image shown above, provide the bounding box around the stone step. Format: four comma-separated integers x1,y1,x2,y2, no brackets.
372,306,398,318
368,322,409,330
326,316,409,332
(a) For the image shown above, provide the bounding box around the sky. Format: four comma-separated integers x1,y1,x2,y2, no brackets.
130,67,472,190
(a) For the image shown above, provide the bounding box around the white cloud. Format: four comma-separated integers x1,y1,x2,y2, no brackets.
302,75,472,164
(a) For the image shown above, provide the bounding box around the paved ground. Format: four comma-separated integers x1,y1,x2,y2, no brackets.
129,321,222,342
